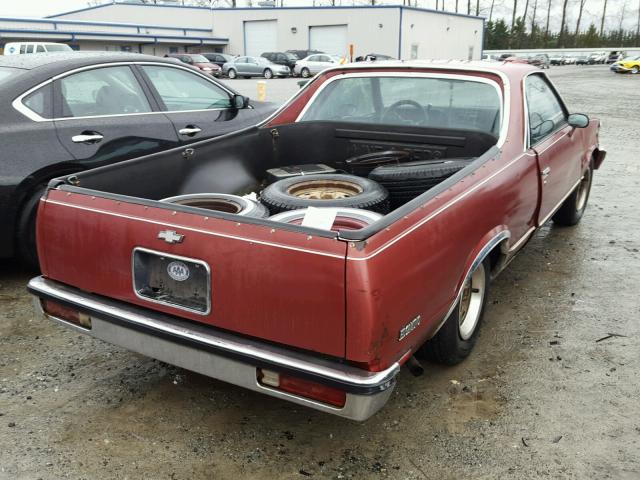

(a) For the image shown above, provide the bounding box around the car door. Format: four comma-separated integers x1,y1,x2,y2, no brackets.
53,64,179,169
525,73,583,225
245,57,260,76
138,64,262,143
306,55,320,73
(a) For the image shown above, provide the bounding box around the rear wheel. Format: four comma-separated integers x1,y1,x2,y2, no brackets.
227,68,237,79
632,66,639,74
263,68,273,79
301,67,311,78
419,259,490,365
552,164,593,226
16,185,46,270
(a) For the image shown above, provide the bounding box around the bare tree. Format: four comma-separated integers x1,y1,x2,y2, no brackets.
531,0,538,32
468,0,471,14
511,0,518,28
637,0,640,43
618,0,628,31
489,0,495,21
600,0,608,36
557,0,569,46
475,0,480,15
574,0,587,35
545,0,552,38
456,0,459,12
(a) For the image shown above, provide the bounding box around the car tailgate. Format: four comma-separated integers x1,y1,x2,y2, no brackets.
37,188,348,358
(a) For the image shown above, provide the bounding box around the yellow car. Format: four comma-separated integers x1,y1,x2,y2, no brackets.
611,55,640,74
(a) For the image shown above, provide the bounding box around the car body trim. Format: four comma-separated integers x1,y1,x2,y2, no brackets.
538,177,582,226
12,61,238,122
28,276,400,398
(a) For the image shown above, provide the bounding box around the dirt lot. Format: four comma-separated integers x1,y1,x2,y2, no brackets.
1,65,639,480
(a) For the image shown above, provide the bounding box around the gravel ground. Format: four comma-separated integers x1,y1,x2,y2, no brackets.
1,65,639,480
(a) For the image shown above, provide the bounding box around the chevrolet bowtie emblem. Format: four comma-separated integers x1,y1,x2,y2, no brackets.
158,230,184,244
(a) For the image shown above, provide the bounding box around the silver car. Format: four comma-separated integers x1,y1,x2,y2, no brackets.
294,54,342,78
222,56,290,79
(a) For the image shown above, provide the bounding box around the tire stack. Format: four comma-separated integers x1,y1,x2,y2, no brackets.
368,159,470,209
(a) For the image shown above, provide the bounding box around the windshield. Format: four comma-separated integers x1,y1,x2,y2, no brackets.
45,44,72,52
300,76,501,136
189,55,210,63
0,67,22,84
286,53,297,61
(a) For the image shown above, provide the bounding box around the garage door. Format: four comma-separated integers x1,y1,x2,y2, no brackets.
244,20,277,57
309,25,348,57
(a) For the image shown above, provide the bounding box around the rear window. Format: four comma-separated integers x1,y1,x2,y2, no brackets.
45,44,72,52
0,67,22,85
300,75,502,136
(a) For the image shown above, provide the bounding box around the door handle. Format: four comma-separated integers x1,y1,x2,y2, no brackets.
71,133,103,144
541,166,551,183
178,126,202,136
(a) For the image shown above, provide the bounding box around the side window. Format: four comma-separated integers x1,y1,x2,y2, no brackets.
26,45,35,54
59,66,151,118
525,75,567,144
36,45,46,53
320,55,331,62
23,84,53,118
308,55,318,62
20,45,27,54
142,66,232,111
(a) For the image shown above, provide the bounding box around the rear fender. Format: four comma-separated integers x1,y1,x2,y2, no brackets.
429,228,510,339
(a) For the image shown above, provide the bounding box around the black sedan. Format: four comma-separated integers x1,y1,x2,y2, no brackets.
0,52,275,266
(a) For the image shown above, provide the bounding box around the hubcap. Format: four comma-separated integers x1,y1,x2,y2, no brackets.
458,263,486,340
287,180,363,200
575,169,591,212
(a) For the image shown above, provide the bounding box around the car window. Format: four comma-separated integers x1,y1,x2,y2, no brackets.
525,74,567,144
236,57,247,63
301,76,501,135
23,84,53,118
20,45,27,54
142,66,232,111
26,45,35,54
307,55,318,62
320,56,332,62
36,45,45,53
59,66,152,118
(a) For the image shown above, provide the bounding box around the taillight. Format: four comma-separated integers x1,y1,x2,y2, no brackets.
41,299,91,329
257,369,346,408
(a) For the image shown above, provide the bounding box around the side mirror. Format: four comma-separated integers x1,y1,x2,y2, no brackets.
232,94,249,109
568,113,589,128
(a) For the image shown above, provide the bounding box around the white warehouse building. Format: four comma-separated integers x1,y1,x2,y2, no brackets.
0,2,484,60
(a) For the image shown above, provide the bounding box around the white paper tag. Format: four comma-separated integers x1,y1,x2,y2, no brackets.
301,207,338,231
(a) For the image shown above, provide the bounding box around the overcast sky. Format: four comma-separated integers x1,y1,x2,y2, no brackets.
0,0,637,32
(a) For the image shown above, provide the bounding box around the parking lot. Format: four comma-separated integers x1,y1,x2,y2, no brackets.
1,65,639,480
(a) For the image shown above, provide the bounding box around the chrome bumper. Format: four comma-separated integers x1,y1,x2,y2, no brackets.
28,276,399,421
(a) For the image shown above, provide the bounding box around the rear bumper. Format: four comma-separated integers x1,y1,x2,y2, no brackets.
28,276,399,421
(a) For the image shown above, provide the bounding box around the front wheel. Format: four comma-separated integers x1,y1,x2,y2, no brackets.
227,68,237,79
263,68,273,79
418,259,490,365
632,66,639,74
301,67,311,78
552,164,593,226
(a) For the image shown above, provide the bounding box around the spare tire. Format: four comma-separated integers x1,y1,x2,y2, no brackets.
260,174,389,214
270,208,383,232
368,159,471,209
161,193,269,218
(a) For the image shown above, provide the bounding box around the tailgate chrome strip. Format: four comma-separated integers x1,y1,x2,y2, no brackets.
28,276,399,396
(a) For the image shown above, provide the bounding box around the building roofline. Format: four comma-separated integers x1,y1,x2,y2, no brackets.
0,16,211,33
48,1,484,22
0,27,227,44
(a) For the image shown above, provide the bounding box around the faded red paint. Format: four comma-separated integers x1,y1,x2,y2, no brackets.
36,62,603,372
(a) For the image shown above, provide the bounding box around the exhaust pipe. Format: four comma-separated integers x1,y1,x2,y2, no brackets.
405,356,424,377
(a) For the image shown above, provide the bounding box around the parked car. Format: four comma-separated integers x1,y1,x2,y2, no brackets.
498,52,513,61
562,55,577,65
28,60,605,420
588,52,607,64
610,55,640,73
527,53,550,69
0,52,276,266
355,53,395,62
294,53,342,77
201,52,236,69
286,49,324,60
607,51,625,64
575,55,590,65
261,51,298,69
222,56,290,79
164,53,221,76
3,42,72,55
549,54,565,65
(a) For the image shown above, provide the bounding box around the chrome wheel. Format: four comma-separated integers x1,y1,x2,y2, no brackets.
458,263,486,340
287,179,363,200
575,168,592,212
227,69,236,79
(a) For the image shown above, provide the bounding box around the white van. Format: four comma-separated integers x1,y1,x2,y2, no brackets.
3,42,73,55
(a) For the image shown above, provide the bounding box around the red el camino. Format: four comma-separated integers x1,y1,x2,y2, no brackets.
29,61,605,420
